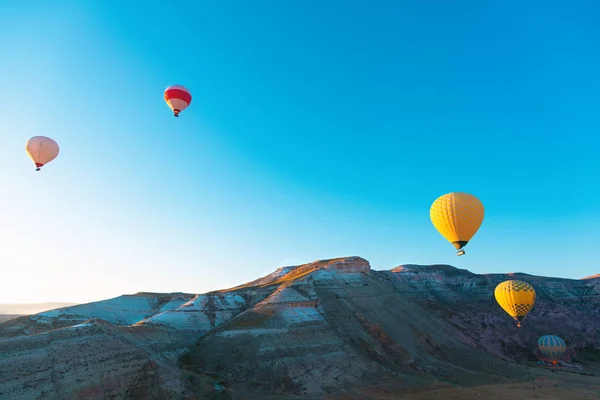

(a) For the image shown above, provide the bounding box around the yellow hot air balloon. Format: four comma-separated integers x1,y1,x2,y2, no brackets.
430,192,484,256
494,280,536,327
25,136,59,171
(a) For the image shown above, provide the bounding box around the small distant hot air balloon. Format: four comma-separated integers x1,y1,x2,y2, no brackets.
25,136,59,171
430,192,484,256
494,280,536,327
164,85,192,117
538,335,566,365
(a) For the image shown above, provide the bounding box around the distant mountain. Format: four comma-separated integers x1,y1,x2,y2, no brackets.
0,302,77,315
0,314,21,323
0,257,598,399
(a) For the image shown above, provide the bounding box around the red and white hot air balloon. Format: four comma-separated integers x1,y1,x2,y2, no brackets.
164,85,192,117
25,136,60,171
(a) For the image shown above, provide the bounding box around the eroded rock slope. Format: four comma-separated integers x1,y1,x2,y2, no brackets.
0,256,598,399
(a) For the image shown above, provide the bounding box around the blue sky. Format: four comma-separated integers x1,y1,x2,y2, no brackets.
0,1,598,303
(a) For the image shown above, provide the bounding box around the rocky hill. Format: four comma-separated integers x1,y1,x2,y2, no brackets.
0,257,598,399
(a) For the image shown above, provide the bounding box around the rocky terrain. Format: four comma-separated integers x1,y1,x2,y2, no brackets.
0,256,598,399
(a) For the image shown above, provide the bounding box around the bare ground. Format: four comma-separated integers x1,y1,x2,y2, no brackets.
323,365,600,399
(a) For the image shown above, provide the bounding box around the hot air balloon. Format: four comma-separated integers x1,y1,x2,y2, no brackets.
430,192,484,256
25,136,59,171
164,85,192,117
494,280,536,327
538,335,566,365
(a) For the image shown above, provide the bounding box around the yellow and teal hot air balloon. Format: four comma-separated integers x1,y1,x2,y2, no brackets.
430,192,484,256
494,280,536,327
538,335,566,365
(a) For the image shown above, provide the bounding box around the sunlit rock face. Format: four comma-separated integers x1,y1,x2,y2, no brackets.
0,257,598,399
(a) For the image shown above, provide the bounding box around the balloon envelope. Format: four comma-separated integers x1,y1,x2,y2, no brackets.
25,136,59,170
494,280,536,326
538,335,566,365
430,192,484,252
164,85,192,117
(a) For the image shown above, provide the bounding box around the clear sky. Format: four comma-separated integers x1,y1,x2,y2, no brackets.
0,1,598,303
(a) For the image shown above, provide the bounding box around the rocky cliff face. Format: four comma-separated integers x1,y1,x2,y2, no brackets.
0,256,598,399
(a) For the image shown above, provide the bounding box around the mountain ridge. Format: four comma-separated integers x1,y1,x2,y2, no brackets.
0,256,598,399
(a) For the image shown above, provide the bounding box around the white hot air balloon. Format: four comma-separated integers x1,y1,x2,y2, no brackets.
26,136,60,171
